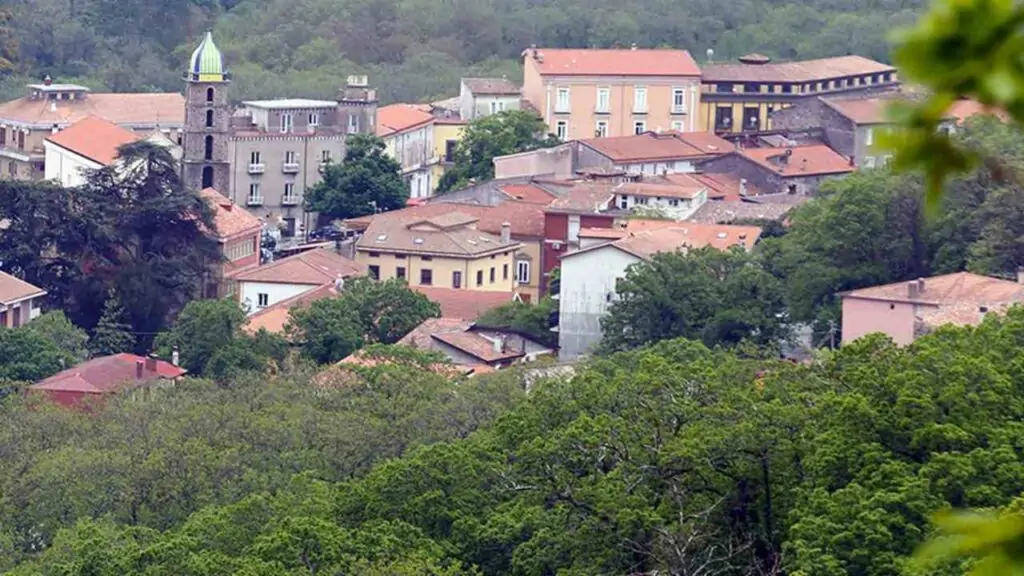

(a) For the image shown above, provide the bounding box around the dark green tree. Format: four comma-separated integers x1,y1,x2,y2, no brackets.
476,297,557,348
0,325,66,381
88,290,135,357
26,311,89,364
305,134,408,221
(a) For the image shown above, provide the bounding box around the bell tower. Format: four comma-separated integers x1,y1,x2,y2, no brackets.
182,31,231,193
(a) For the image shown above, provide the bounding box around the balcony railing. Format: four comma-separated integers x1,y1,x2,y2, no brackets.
248,163,265,174
282,162,300,174
633,104,648,114
671,105,688,114
554,103,571,114
246,196,264,206
281,195,300,206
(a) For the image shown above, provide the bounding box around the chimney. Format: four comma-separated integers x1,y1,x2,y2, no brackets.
49,101,57,114
146,353,157,373
500,222,511,243
171,346,180,367
1017,267,1024,284
43,74,52,86
918,277,925,294
135,360,144,379
492,337,502,355
630,43,638,50
849,155,856,166
800,157,808,171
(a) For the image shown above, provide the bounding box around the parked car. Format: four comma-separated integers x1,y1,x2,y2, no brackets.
309,224,345,241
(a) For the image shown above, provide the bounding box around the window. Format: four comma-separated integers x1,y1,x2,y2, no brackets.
787,184,798,194
206,87,214,102
503,263,508,280
368,251,381,258
248,183,261,204
858,76,866,85
348,114,359,133
816,82,824,91
633,86,647,112
204,135,213,160
556,87,570,112
17,130,24,151
250,151,261,165
420,269,433,285
516,261,530,284
396,266,406,280
321,150,331,163
556,120,568,141
201,166,213,188
669,199,679,207
257,293,269,308
308,112,319,126
619,195,628,209
489,101,506,114
881,154,893,166
444,139,457,162
283,183,296,203
489,267,495,283
672,87,686,112
595,120,608,138
280,113,293,133
284,150,297,165
863,156,877,168
476,270,484,286
421,256,433,261
368,265,380,279
670,121,684,131
742,107,760,131
596,87,610,112
205,109,214,127
633,121,646,135
716,83,734,93
865,127,874,146
394,253,405,259
452,271,462,288
0,128,6,146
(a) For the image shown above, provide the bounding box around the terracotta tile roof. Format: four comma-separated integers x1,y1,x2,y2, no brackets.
358,212,520,257
462,77,521,95
31,353,186,392
245,284,338,334
201,188,262,240
702,55,895,83
822,96,908,125
947,99,1009,123
563,222,763,261
347,201,548,238
616,179,705,200
432,330,525,362
397,317,542,364
579,227,627,240
740,145,855,177
335,348,470,378
527,48,700,77
232,247,365,285
398,317,472,350
498,183,557,205
688,199,797,224
0,92,185,127
689,172,764,200
413,286,517,319
376,103,434,137
842,272,1024,305
544,182,617,214
0,270,46,304
45,116,141,165
578,131,731,163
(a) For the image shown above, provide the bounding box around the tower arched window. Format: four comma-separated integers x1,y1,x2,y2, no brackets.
204,135,213,160
205,109,214,127
206,87,214,103
202,166,214,189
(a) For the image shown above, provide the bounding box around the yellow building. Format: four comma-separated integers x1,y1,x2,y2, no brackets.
354,212,520,293
698,54,899,133
431,117,465,191
522,47,703,139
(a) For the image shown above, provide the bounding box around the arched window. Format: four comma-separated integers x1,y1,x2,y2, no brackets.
202,166,214,189
205,110,214,127
206,87,214,103
204,135,213,160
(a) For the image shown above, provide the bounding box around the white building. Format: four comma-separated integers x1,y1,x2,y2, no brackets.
43,116,141,187
229,247,365,314
612,174,710,219
459,78,522,121
557,223,763,359
0,270,46,328
377,104,436,198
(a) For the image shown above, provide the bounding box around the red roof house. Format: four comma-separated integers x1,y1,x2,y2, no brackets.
29,353,187,409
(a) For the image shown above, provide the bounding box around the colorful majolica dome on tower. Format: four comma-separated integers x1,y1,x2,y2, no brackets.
187,31,228,82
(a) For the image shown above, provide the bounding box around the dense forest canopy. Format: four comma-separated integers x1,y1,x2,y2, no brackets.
0,0,925,103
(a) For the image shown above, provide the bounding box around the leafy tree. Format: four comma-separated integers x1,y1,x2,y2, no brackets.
287,277,440,364
0,325,66,381
600,246,788,352
305,134,408,221
89,289,136,356
475,297,557,348
437,110,559,193
26,311,89,364
0,8,17,73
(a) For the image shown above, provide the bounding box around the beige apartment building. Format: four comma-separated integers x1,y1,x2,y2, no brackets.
0,78,183,181
354,212,520,293
522,47,703,140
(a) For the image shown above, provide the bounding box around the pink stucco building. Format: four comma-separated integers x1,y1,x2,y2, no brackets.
841,272,1024,345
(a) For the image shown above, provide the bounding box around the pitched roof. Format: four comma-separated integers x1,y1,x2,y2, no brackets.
578,131,731,163
0,92,185,127
45,116,141,165
822,97,900,125
739,145,855,177
413,286,518,319
842,272,1024,305
688,199,797,224
397,317,540,364
398,317,472,350
563,222,763,261
245,284,338,334
616,178,705,200
0,270,46,304
432,330,525,362
347,201,548,238
376,103,434,137
232,247,365,285
702,55,895,83
462,77,521,95
358,213,520,257
498,183,558,205
689,172,764,200
31,353,186,393
544,181,617,214
526,48,700,77
946,99,1009,123
200,188,262,240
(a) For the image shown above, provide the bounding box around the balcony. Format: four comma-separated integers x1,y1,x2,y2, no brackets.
594,105,610,114
632,105,648,115
671,105,688,115
246,196,264,206
248,163,265,174
282,162,300,174
281,195,300,206
554,103,571,114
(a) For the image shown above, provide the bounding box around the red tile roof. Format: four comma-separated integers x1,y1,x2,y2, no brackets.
947,99,1009,123
690,172,764,200
346,201,548,238
702,55,895,83
498,183,558,204
842,272,1024,305
46,116,141,165
201,188,262,240
245,284,338,335
617,179,705,200
376,104,435,136
822,97,901,125
399,317,471,349
31,353,186,394
578,131,731,163
563,222,763,261
0,92,185,127
740,145,855,177
544,181,617,214
413,286,517,319
462,77,521,95
0,270,45,304
231,247,365,285
432,330,525,362
526,48,701,77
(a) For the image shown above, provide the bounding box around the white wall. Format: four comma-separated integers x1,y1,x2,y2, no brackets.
613,190,707,219
558,246,641,359
239,281,316,314
620,160,696,175
43,141,101,187
407,168,433,199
